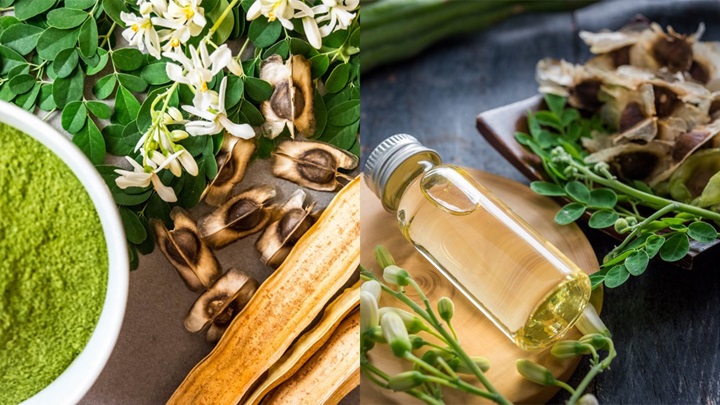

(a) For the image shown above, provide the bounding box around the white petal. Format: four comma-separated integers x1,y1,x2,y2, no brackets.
246,0,262,19
210,45,232,75
151,174,178,202
303,17,322,49
279,17,294,30
178,150,199,176
165,62,187,84
219,115,255,139
193,11,206,28
115,172,152,189
168,159,182,177
228,58,244,76
145,28,162,59
217,76,228,113
124,156,144,171
291,0,314,17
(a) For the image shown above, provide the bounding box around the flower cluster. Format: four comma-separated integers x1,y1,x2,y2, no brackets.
121,0,207,58
246,0,359,49
116,0,254,202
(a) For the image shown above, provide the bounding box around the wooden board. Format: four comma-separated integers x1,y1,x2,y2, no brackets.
360,169,602,404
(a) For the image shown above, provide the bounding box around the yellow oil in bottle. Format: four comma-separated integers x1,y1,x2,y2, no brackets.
396,165,591,350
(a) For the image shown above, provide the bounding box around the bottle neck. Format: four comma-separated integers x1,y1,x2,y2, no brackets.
380,153,441,212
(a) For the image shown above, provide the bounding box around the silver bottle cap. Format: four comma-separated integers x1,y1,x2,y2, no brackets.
364,134,441,211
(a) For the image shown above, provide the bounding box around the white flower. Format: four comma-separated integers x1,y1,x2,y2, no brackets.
157,0,206,30
137,0,168,16
114,155,178,202
246,0,314,30
164,42,231,92
174,146,199,176
182,77,256,138
228,57,244,76
121,12,162,59
314,0,358,37
158,27,190,52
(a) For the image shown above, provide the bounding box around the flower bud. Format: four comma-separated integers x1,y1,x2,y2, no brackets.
170,129,189,142
420,349,440,365
408,334,425,350
579,333,609,351
614,218,630,234
626,216,638,226
379,307,427,334
383,265,410,286
551,340,591,359
360,291,379,333
575,305,611,337
516,359,556,386
167,107,184,123
437,296,454,323
387,370,425,391
139,2,153,15
228,57,245,77
578,393,599,405
455,356,491,374
366,326,386,343
361,280,382,302
375,245,396,269
381,311,412,357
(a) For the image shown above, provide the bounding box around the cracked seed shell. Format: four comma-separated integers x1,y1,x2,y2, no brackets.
153,207,222,291
272,140,359,191
202,135,256,207
198,185,276,249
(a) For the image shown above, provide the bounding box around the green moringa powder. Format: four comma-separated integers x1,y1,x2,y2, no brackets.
0,122,108,404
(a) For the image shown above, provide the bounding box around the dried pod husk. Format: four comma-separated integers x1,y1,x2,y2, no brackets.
153,208,222,291
666,148,720,206
260,54,315,139
649,119,720,186
198,185,277,249
202,136,256,207
290,54,315,137
599,82,656,136
691,41,720,89
628,23,703,73
184,267,259,342
584,141,672,183
272,140,359,191
256,189,320,268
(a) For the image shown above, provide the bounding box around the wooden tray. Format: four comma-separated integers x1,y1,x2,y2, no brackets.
360,170,603,404
476,95,720,269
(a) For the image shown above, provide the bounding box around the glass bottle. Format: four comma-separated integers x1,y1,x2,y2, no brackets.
364,134,591,350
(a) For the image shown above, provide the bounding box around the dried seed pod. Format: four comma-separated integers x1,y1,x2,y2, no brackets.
272,140,359,191
153,208,222,291
256,189,320,268
649,119,720,186
291,54,315,137
260,54,315,139
184,268,259,342
584,141,672,183
198,185,276,249
202,136,256,207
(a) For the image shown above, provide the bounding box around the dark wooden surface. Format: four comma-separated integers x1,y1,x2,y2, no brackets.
360,1,720,403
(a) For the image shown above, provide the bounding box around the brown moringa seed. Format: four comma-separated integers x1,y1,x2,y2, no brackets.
198,185,276,249
260,54,315,138
184,267,259,342
202,136,256,207
272,140,359,191
153,207,222,291
256,189,319,268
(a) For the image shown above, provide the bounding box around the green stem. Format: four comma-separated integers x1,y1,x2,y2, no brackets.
101,22,117,49
606,203,677,258
404,353,448,380
567,339,616,405
207,0,240,38
421,375,496,400
362,361,444,405
554,380,576,395
573,162,720,221
370,272,510,405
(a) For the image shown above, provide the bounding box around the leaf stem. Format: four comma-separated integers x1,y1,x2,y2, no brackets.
606,203,678,260
100,22,117,48
572,162,720,221
207,0,240,38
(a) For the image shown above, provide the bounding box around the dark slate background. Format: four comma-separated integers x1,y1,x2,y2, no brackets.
361,0,720,403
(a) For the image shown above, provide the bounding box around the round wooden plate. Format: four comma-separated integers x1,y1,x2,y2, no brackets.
360,169,603,404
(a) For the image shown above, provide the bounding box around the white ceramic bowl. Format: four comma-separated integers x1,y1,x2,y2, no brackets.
0,101,129,405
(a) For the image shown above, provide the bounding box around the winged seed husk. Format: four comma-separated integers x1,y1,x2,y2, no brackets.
198,185,276,249
184,267,259,342
260,310,360,405
168,177,360,405
260,54,315,139
256,189,319,268
242,281,359,405
153,207,222,292
202,136,256,207
272,140,359,191
538,22,720,187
